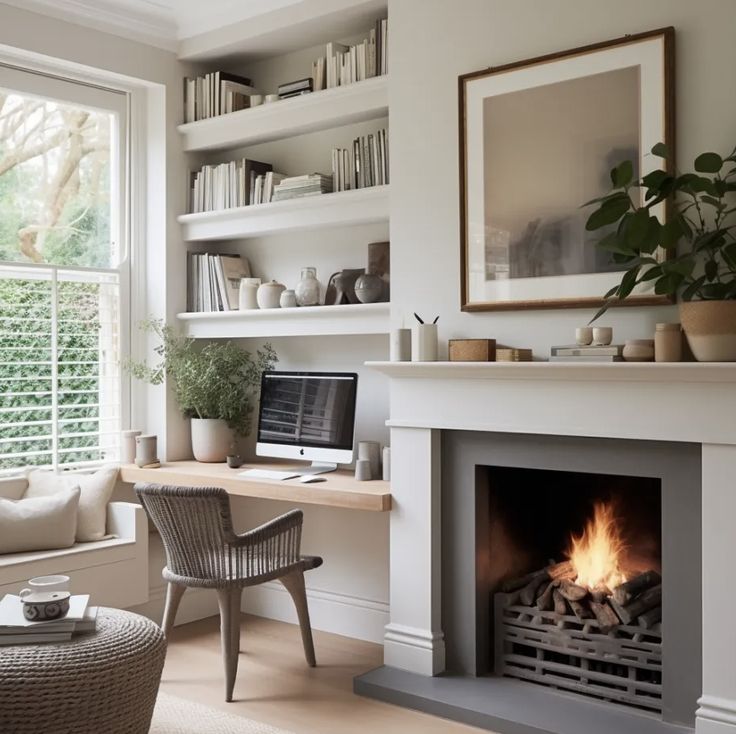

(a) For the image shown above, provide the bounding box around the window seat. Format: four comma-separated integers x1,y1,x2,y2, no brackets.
0,480,148,608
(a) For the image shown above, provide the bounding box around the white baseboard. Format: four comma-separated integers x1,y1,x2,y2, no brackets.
133,580,388,645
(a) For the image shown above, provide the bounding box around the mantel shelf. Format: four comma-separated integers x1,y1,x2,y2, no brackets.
179,185,389,241
179,302,389,339
120,461,390,512
179,76,388,152
365,361,736,384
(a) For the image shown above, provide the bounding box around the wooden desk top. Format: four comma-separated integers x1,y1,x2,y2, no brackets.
119,461,391,512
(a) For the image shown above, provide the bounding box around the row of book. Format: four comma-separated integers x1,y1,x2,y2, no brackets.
272,173,333,202
189,158,273,213
187,253,251,312
0,594,97,645
312,18,388,91
183,71,255,123
332,128,389,192
549,344,623,362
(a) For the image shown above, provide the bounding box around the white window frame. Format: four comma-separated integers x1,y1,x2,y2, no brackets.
0,61,132,472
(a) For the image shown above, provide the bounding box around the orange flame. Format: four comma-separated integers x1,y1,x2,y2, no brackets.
567,501,628,591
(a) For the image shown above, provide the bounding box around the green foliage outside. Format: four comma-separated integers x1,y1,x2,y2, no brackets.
127,319,277,436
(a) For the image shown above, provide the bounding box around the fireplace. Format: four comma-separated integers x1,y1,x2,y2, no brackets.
483,467,663,713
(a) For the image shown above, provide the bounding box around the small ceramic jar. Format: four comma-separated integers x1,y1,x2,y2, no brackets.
257,280,286,309
295,267,321,306
623,339,655,362
238,277,261,310
576,327,593,345
354,273,384,303
655,322,682,362
280,289,297,308
592,326,613,346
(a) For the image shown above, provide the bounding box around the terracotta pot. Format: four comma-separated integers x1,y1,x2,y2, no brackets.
190,418,232,462
679,300,736,362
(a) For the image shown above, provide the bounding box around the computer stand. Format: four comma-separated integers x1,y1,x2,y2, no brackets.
297,462,338,476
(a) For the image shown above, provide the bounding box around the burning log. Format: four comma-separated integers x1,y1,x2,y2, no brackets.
610,584,662,625
639,606,662,629
536,580,557,611
520,572,550,606
559,580,588,602
568,598,592,621
546,560,574,581
552,588,568,615
501,568,547,593
590,601,619,633
612,570,661,606
502,560,573,594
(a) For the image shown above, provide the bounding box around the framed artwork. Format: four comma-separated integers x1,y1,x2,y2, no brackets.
459,28,675,311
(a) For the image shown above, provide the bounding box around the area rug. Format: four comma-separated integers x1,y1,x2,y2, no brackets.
150,691,296,734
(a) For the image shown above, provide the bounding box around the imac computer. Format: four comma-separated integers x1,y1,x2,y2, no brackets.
241,371,358,480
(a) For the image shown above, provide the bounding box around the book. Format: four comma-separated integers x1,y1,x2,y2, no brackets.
278,78,313,94
551,345,624,357
496,347,533,362
219,254,251,310
549,355,623,362
332,128,388,192
183,71,255,122
187,253,251,312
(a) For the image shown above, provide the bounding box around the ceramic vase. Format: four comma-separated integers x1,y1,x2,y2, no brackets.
354,273,384,303
238,278,261,310
679,300,736,361
295,267,321,306
191,418,232,463
257,280,286,309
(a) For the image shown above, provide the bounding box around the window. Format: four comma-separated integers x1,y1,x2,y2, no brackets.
0,64,128,474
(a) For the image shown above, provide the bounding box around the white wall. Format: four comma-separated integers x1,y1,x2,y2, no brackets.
388,0,736,356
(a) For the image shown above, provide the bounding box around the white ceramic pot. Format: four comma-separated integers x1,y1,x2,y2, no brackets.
680,300,736,362
257,280,286,309
191,418,233,463
295,267,321,306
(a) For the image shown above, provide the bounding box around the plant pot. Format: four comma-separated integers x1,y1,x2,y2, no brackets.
679,300,736,362
190,418,233,463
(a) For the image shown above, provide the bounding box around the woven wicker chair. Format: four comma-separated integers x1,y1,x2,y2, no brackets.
134,483,323,702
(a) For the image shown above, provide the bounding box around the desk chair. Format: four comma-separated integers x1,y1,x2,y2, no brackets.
134,483,322,701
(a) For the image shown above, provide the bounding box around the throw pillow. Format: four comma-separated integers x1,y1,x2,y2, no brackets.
0,487,80,554
24,465,118,542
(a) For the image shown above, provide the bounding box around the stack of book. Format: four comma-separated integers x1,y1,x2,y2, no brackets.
331,128,389,192
549,344,624,362
497,347,533,362
252,171,287,205
312,18,388,91
189,158,272,213
187,253,251,312
0,594,97,645
272,174,333,201
183,72,256,122
278,78,313,99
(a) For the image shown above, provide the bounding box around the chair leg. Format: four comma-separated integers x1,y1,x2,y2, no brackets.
280,570,316,667
216,588,241,702
162,582,186,638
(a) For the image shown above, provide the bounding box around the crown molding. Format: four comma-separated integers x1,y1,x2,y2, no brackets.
0,0,179,52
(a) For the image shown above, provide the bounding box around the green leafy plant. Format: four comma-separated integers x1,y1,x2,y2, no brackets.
127,319,277,436
585,142,736,321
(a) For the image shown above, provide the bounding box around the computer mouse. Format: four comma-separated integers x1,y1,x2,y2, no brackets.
298,475,327,483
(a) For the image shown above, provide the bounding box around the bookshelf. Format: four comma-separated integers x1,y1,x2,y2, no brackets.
179,76,388,152
177,302,389,339
179,185,389,241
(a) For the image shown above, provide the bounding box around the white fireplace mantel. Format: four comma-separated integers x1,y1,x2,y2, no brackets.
368,360,736,734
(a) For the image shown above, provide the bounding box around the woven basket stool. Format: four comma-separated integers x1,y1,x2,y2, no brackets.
0,607,166,734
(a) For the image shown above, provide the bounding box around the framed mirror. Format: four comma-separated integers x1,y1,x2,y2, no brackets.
459,28,675,311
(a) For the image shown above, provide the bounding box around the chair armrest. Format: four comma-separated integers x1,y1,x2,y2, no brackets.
107,501,144,540
229,509,303,548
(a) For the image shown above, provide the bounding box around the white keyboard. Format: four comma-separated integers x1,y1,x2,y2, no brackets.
238,468,301,481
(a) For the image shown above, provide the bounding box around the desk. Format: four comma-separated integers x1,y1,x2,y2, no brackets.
119,461,391,512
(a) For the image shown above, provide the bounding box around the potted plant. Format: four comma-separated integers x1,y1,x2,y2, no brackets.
585,143,736,361
127,319,277,462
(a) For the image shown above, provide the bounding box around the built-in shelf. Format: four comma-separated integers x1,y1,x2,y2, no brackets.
120,461,391,512
179,302,389,339
179,76,388,152
366,361,736,384
179,185,389,241
178,0,387,62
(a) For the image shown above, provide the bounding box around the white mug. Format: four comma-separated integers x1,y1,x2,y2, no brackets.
20,574,70,599
250,94,263,107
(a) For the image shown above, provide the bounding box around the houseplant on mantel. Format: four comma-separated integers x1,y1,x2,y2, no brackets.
128,319,277,462
585,143,736,361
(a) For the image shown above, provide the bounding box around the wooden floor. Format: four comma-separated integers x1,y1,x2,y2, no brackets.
162,613,486,734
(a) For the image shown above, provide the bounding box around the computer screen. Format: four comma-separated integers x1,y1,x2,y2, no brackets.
257,371,358,454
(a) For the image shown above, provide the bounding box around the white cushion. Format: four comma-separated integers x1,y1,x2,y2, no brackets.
24,466,118,542
0,488,80,554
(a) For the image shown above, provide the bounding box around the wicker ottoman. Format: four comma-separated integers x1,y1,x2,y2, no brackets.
0,607,166,734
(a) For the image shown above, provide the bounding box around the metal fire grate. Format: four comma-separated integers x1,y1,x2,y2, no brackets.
493,592,663,713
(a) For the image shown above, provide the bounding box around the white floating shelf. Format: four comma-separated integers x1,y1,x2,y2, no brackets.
179,185,389,241
179,76,388,152
178,302,390,339
178,0,387,62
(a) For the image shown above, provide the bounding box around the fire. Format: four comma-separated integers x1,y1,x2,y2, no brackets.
567,501,628,592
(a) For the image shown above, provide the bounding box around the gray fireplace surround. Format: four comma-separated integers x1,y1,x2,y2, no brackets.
356,431,702,734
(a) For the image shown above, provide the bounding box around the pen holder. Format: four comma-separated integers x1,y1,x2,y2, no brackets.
390,328,411,362
412,323,438,362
